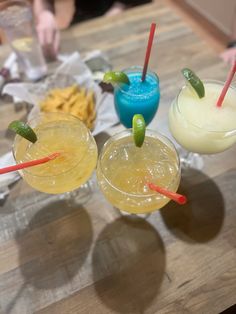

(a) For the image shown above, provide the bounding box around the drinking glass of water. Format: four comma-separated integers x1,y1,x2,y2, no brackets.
0,0,47,81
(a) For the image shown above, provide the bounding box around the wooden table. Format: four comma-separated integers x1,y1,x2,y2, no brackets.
0,1,235,313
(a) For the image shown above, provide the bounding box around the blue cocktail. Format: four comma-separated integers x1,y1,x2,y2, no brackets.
114,66,160,128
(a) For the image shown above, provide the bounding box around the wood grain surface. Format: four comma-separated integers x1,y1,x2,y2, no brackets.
0,1,235,314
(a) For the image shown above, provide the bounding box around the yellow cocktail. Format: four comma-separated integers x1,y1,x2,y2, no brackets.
13,112,98,194
97,129,180,214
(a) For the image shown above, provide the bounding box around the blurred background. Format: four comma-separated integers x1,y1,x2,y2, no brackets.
0,0,235,52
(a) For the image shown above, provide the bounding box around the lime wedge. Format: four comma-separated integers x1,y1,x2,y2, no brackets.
8,120,37,143
103,71,130,86
181,68,205,98
12,37,33,52
132,114,146,148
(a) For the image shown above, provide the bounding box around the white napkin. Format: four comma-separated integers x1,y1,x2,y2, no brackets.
2,52,119,136
0,152,20,200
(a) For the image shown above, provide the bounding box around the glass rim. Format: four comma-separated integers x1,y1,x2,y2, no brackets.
13,112,95,178
175,79,236,134
115,65,159,97
98,128,181,198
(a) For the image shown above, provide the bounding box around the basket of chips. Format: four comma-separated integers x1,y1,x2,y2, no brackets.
39,80,96,130
3,52,119,135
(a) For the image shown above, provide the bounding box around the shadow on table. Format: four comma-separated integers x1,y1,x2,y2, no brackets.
160,169,225,243
92,216,166,314
95,131,111,154
16,199,93,290
0,181,21,212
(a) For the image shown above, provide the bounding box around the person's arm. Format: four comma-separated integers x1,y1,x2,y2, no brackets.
220,12,236,65
34,0,55,14
33,0,60,59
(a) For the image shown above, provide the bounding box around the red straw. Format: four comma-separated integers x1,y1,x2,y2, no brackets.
0,152,60,175
216,60,236,107
147,182,187,205
141,23,156,82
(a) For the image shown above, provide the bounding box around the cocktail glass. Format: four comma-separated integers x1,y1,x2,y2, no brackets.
168,80,236,168
13,112,98,202
0,0,47,81
114,66,160,128
97,129,180,215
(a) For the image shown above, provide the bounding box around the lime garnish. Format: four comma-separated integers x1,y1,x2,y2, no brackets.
12,37,33,52
181,68,205,98
8,120,37,143
103,71,130,86
132,114,146,148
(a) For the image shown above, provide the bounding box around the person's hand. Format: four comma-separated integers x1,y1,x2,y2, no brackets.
220,47,236,66
36,10,60,60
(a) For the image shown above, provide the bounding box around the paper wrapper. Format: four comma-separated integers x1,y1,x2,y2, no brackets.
3,52,118,136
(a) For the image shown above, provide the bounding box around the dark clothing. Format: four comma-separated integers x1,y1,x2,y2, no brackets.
72,0,152,24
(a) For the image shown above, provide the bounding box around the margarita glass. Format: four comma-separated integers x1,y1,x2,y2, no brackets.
169,80,236,167
97,129,180,214
114,66,160,128
13,112,98,194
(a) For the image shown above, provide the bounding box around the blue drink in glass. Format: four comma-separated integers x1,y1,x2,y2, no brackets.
114,66,160,128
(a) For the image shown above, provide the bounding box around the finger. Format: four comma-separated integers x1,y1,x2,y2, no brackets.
45,30,58,59
230,55,236,66
44,28,54,46
53,30,60,55
43,31,59,60
36,26,45,47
